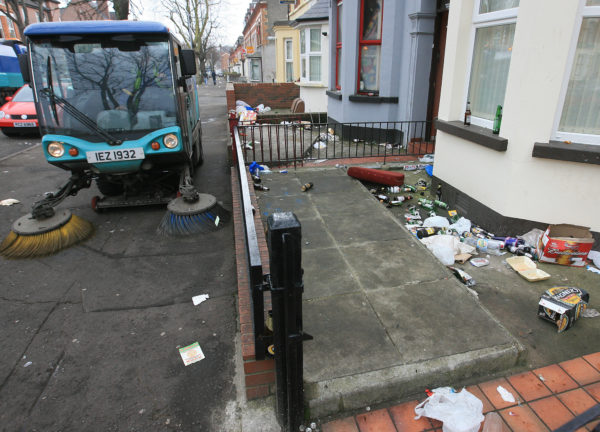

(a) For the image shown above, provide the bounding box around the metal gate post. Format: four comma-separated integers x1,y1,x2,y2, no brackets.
267,212,311,432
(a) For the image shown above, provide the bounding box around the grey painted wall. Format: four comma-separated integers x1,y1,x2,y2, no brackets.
327,0,435,123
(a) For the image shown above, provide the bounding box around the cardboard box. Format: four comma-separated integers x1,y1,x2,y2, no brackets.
537,224,594,267
538,287,589,333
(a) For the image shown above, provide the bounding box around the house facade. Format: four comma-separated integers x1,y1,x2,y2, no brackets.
0,0,60,39
326,0,438,124
242,0,288,83
433,0,600,241
273,0,329,112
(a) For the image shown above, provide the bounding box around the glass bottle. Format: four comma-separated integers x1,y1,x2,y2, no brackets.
464,101,471,126
492,105,502,134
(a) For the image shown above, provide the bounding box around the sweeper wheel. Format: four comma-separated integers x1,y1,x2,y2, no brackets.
91,196,103,213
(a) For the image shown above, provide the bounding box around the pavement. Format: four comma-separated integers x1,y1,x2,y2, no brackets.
322,352,600,431
252,163,600,423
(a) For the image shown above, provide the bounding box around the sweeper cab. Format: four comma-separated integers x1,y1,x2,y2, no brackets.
0,21,226,259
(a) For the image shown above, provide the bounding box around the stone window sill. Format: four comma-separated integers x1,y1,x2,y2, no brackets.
326,90,342,100
348,94,398,104
435,119,508,152
533,140,600,165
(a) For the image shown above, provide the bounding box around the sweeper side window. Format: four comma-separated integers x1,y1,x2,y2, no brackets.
29,35,177,141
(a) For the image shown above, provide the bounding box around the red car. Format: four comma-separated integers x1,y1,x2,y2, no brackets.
0,84,39,136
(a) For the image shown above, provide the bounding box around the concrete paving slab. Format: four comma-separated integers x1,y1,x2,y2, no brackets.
299,217,337,250
367,280,511,362
320,213,406,245
256,167,523,419
303,293,402,383
259,194,318,220
309,191,379,216
302,247,361,300
340,240,448,289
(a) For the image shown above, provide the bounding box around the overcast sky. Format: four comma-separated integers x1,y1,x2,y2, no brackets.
137,0,250,47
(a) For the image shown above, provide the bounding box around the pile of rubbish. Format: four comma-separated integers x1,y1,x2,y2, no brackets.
362,163,599,333
233,100,272,124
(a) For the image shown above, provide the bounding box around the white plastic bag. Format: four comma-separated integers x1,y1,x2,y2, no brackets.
448,217,471,235
519,228,544,248
414,387,484,432
423,216,450,228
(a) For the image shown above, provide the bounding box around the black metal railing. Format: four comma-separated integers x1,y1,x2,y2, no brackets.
234,126,312,432
234,126,269,360
237,119,433,167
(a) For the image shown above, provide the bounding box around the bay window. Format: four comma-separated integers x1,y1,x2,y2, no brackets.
466,1,519,128
358,0,383,95
299,27,322,83
285,38,294,82
555,0,600,144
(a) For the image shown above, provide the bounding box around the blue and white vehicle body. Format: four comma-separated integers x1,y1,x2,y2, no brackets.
0,39,27,98
22,21,202,200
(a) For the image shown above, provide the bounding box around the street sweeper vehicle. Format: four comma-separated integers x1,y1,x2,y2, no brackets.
0,21,227,259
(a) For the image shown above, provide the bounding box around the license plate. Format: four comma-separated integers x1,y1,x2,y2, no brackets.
86,148,145,163
14,122,36,127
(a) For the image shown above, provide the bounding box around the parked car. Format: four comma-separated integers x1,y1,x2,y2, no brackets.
0,84,39,136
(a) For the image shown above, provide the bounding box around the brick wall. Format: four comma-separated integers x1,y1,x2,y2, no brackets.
227,83,300,111
232,167,275,400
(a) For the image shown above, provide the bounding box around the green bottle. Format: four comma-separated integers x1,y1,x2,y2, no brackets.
493,105,502,134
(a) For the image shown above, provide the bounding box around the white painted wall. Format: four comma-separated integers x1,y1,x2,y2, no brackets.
435,0,600,232
299,85,328,112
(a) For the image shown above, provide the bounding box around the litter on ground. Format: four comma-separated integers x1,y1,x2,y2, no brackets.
192,294,210,306
179,342,205,366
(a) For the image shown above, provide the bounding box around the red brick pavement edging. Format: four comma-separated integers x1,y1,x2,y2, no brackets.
322,352,600,432
231,167,275,400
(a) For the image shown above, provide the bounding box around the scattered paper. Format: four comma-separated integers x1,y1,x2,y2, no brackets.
179,342,205,366
497,385,516,403
586,265,600,275
24,361,32,368
583,308,600,318
214,216,220,227
192,294,209,306
0,198,20,206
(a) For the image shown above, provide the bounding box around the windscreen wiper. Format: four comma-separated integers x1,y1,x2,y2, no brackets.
43,57,122,146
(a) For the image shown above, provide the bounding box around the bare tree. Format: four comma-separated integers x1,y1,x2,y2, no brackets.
112,0,129,19
163,0,220,78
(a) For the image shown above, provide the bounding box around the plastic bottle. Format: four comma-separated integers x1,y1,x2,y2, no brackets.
463,237,505,255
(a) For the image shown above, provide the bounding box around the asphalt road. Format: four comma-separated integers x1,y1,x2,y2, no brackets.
0,131,40,161
0,83,240,431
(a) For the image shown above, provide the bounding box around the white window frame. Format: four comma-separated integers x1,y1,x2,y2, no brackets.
284,38,294,82
464,1,519,129
250,58,261,81
299,26,322,84
553,1,600,145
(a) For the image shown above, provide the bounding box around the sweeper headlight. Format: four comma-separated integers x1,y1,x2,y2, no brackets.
163,134,178,149
47,142,65,158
